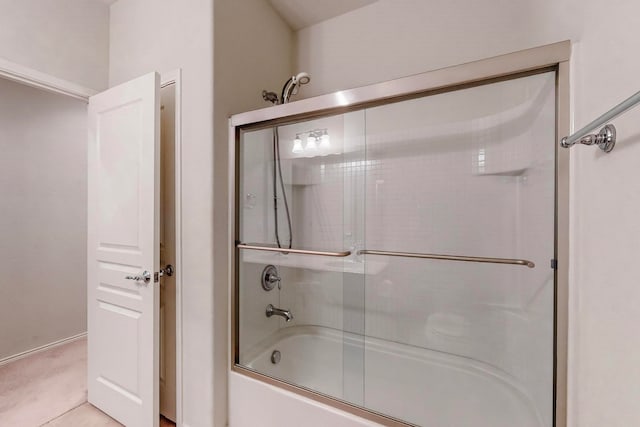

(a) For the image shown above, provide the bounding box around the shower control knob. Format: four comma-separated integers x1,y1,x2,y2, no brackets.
261,265,281,291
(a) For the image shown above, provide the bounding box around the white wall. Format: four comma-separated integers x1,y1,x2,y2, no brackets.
214,0,293,424
109,1,215,425
0,77,87,360
295,0,581,98
570,2,640,425
110,0,292,425
0,0,110,91
0,0,108,363
292,1,640,426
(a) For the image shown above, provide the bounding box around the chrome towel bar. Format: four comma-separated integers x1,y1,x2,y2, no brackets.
561,89,640,152
237,243,351,257
358,249,535,268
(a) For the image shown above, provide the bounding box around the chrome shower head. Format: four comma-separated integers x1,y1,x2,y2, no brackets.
294,72,310,85
282,72,311,104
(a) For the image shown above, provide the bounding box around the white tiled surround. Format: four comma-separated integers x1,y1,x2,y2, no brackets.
238,71,556,425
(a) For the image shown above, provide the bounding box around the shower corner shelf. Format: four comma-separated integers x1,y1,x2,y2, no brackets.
474,167,529,177
241,251,387,275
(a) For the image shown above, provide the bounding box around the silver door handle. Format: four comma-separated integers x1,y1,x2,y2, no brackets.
125,270,151,284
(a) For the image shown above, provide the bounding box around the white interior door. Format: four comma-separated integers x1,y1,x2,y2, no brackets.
87,72,160,427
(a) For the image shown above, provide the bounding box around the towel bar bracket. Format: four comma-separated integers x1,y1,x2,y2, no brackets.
561,124,616,152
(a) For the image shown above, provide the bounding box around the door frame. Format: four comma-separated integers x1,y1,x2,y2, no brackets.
160,69,184,426
228,41,570,427
0,62,185,426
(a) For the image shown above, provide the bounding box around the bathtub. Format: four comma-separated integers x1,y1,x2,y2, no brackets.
243,326,544,427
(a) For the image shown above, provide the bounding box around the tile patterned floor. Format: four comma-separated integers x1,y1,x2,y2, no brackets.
0,337,175,426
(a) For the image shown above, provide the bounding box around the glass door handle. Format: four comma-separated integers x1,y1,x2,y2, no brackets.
358,249,535,268
237,243,351,258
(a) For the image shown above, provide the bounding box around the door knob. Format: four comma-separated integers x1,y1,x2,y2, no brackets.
159,264,174,278
125,270,151,284
154,264,174,282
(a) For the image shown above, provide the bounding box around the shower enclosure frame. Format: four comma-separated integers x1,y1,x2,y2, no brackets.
228,40,571,427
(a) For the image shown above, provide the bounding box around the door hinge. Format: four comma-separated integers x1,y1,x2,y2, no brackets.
154,264,174,282
550,259,557,270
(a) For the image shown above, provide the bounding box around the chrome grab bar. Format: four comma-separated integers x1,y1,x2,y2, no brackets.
358,249,535,268
237,243,351,258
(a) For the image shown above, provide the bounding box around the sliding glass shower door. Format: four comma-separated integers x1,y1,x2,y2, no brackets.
234,70,557,427
236,110,367,405
360,71,556,426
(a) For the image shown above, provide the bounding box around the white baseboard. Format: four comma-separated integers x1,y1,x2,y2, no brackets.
0,332,88,367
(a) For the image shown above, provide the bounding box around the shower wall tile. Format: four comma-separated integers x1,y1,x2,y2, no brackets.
280,269,345,332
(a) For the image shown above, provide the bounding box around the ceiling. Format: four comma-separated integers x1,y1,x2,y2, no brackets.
87,0,377,30
268,0,377,30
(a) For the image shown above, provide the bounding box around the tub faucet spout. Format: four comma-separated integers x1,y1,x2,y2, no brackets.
266,304,293,322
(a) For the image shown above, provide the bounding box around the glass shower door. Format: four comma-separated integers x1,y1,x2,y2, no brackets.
236,110,367,408
360,71,556,426
234,69,558,427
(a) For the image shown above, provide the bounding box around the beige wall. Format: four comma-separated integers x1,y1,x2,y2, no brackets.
110,0,292,425
293,1,640,426
569,2,640,425
0,0,107,363
213,0,293,425
295,0,581,98
0,0,110,91
0,77,87,361
109,1,215,425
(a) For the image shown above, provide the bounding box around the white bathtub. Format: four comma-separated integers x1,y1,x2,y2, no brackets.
244,326,544,427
